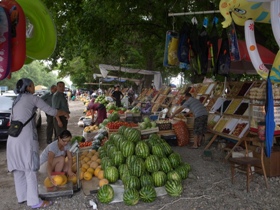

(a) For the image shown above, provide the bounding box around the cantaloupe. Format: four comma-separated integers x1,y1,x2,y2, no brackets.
79,171,84,180
84,171,93,181
53,175,64,186
94,152,99,157
99,178,109,187
80,167,87,173
96,159,101,164
94,167,101,177
91,155,98,161
90,161,98,169
82,163,89,170
44,177,54,188
83,157,90,162
61,174,68,185
68,175,77,184
97,170,104,179
87,167,95,175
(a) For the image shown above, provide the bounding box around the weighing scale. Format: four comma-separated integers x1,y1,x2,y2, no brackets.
38,142,81,198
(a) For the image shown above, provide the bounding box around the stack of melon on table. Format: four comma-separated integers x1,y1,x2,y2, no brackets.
97,126,191,206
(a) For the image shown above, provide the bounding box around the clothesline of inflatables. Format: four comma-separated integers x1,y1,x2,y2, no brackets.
168,10,220,17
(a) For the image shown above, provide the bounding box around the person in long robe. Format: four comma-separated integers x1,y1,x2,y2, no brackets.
6,78,69,209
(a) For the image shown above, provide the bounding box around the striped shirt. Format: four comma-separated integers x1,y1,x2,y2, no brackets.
182,97,208,118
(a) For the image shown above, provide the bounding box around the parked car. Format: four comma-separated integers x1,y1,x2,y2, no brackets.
0,95,42,142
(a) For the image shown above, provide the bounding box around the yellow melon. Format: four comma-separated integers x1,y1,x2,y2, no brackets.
80,167,86,173
83,171,93,181
82,163,90,170
99,179,109,187
82,151,88,156
87,160,92,165
94,167,101,177
83,156,90,162
86,152,93,157
97,165,101,169
96,159,101,164
68,175,77,185
91,155,98,161
79,171,84,180
97,170,104,179
94,152,99,157
61,174,68,185
80,160,86,165
53,175,64,186
44,177,53,188
90,150,96,155
87,167,95,175
90,161,98,169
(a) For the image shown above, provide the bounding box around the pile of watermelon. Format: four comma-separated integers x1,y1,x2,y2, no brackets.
97,126,191,205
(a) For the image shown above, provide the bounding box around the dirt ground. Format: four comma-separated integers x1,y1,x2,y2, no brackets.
1,100,280,210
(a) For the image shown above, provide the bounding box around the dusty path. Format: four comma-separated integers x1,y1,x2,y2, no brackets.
0,100,280,210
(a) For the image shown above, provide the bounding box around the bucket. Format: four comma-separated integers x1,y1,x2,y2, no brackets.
257,121,266,141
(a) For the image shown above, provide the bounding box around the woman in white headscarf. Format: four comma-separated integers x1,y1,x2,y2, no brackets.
6,78,69,209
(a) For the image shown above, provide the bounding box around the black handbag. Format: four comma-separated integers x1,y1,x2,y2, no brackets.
8,112,36,137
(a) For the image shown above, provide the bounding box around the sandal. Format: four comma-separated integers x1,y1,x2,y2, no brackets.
18,201,26,204
32,200,53,209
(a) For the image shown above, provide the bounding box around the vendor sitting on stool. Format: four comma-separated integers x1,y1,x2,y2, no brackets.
39,130,75,185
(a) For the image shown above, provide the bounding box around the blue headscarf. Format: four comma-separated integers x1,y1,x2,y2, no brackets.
13,78,33,106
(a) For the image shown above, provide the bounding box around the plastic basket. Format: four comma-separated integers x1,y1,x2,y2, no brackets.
149,115,159,121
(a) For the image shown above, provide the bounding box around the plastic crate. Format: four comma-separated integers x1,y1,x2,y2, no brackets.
161,134,177,146
156,122,172,131
149,115,159,121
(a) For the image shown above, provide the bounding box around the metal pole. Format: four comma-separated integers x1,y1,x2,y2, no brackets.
168,10,220,17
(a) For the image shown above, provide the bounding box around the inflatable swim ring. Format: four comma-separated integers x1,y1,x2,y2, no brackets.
0,6,11,80
0,0,26,72
17,0,57,60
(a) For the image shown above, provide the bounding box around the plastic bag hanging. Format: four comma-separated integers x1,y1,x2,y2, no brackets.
216,28,231,75
163,30,179,67
227,22,240,61
178,22,191,70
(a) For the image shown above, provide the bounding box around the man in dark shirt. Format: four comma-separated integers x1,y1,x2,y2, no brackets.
52,81,70,137
41,85,57,144
111,85,124,107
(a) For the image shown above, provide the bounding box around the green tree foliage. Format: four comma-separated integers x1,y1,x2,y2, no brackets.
40,0,277,85
0,61,58,90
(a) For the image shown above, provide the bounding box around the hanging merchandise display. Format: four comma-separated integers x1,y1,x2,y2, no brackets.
177,22,191,70
0,0,26,73
189,17,201,74
227,22,240,61
163,30,179,67
198,17,209,75
209,17,219,74
0,6,11,80
216,29,230,75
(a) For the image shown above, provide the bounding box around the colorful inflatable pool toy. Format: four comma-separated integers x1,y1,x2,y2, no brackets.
17,0,57,60
219,0,280,82
0,6,11,80
0,0,26,72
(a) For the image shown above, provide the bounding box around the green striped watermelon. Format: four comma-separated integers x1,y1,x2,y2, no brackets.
123,188,140,206
175,165,189,180
97,184,114,203
152,171,167,187
168,152,182,168
101,157,114,170
135,141,150,159
118,163,129,176
160,157,173,173
113,151,125,166
104,166,119,183
140,174,154,187
129,157,146,177
121,141,135,157
139,186,157,203
152,144,166,157
165,180,183,197
167,170,182,182
125,128,141,142
126,155,137,168
124,175,141,190
145,155,161,173
160,142,173,156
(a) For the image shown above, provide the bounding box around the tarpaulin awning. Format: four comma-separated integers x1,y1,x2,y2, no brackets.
93,74,142,85
99,64,162,90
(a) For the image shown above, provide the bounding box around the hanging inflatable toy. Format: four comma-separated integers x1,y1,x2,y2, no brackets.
219,0,280,82
17,0,57,60
0,0,26,72
0,6,11,80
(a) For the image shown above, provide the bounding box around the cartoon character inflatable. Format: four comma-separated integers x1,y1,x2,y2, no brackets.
219,0,280,82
